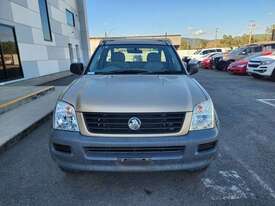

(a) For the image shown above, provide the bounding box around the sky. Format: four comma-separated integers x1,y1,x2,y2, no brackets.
87,0,275,40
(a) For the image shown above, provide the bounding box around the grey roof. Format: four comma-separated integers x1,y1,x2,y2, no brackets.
101,39,172,46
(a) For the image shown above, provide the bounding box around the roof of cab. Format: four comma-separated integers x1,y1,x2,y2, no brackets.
101,39,172,46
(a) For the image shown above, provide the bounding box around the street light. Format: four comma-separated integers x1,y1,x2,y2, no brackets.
248,20,256,44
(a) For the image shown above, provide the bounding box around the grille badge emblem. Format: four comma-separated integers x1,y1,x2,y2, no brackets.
128,117,141,131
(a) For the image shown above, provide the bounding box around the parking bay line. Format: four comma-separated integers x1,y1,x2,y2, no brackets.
257,99,275,108
222,145,275,199
202,170,255,200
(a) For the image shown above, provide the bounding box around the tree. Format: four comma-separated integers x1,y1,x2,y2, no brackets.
179,38,189,49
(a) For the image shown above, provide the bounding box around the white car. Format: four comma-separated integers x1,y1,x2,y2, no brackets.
247,55,275,80
189,48,223,62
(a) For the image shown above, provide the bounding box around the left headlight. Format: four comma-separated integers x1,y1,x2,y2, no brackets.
53,101,79,132
190,99,215,131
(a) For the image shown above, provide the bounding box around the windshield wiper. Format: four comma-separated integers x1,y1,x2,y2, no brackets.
94,69,151,75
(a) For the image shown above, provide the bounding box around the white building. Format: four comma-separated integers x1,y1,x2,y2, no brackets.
0,0,90,84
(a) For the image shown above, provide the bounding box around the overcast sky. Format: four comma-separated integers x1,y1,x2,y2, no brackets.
87,0,275,39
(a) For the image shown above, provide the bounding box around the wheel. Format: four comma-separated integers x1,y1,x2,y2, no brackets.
251,73,263,79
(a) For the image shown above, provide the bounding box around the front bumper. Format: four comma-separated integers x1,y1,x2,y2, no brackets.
247,66,273,77
227,67,247,74
50,128,219,172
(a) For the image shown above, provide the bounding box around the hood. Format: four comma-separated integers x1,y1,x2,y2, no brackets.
62,75,207,113
250,55,275,62
231,60,248,66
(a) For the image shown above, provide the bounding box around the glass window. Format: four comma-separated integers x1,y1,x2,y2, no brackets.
253,46,262,53
0,24,23,82
87,44,184,74
38,0,52,41
0,49,4,82
66,10,75,27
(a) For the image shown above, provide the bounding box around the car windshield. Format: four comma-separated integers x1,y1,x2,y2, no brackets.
87,44,185,75
229,48,243,55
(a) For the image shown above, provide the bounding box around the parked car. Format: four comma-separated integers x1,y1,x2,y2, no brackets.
218,42,275,71
188,52,222,70
247,54,275,80
201,53,222,69
50,39,219,173
227,51,273,75
210,53,224,70
227,60,248,75
189,48,223,62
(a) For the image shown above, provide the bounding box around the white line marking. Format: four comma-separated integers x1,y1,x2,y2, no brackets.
257,99,275,108
223,145,275,199
202,170,255,200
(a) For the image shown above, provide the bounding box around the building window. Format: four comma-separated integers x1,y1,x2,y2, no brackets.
38,0,52,41
0,24,23,83
66,9,75,27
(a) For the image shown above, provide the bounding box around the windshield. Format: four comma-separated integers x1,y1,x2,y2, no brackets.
87,44,185,74
229,48,243,55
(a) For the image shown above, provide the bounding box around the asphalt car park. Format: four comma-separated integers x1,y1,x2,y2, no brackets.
1,69,275,205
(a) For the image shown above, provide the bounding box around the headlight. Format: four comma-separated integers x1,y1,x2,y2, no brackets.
190,99,215,131
261,60,275,65
54,101,79,132
236,64,247,68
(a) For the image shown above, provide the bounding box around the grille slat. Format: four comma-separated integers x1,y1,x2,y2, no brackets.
83,112,185,134
248,64,260,68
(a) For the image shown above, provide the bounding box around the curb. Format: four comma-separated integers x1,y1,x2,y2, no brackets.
0,86,55,115
0,112,53,155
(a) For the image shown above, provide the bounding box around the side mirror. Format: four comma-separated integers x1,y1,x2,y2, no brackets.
189,67,199,75
70,63,84,75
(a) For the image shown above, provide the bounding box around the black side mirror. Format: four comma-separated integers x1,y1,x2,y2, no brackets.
70,63,84,75
189,67,199,75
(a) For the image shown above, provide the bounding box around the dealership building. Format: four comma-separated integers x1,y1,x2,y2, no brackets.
0,0,90,84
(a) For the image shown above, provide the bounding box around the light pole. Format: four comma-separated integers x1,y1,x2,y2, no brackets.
215,28,219,47
248,21,256,44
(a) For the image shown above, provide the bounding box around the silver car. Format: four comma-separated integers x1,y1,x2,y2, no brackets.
50,39,219,173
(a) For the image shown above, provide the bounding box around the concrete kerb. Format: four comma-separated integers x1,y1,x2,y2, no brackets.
0,86,55,115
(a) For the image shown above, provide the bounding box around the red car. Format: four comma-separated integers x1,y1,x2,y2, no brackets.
227,60,248,75
227,50,273,75
201,53,220,69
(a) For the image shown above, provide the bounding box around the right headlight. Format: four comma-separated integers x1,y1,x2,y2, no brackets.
261,60,275,65
53,101,79,132
190,99,215,131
